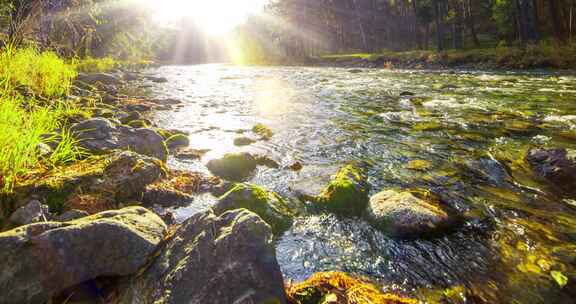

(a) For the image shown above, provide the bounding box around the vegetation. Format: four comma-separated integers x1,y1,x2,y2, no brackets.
0,47,85,192
233,0,576,67
286,272,417,304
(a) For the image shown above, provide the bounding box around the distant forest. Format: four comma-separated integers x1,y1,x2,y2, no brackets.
1,0,575,63
237,0,576,60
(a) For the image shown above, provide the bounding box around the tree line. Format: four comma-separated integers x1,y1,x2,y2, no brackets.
238,0,576,59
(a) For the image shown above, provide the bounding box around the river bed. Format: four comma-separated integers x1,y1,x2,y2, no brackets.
147,64,576,303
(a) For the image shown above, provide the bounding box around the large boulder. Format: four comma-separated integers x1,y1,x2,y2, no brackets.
525,148,576,197
214,183,294,234
120,209,287,304
71,118,168,161
313,165,370,216
366,190,453,237
0,207,167,304
206,152,258,181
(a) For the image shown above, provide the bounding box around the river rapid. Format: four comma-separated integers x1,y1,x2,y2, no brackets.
146,64,576,303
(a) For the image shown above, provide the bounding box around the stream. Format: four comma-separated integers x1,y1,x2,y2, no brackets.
146,64,576,303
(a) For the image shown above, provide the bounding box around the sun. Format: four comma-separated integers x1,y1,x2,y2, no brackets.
142,0,267,36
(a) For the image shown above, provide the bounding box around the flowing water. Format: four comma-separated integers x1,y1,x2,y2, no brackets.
146,65,576,303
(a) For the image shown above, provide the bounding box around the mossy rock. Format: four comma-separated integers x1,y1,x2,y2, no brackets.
286,272,416,304
165,134,190,150
214,183,294,234
313,165,370,216
234,136,256,146
206,152,258,181
253,123,274,140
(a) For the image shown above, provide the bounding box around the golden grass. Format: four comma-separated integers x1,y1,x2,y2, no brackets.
286,272,417,304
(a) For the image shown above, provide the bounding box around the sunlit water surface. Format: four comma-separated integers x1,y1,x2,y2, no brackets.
146,64,576,302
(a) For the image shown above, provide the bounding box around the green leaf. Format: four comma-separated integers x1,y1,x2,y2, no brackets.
551,271,568,288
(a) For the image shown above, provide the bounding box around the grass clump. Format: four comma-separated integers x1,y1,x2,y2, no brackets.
0,46,76,97
73,56,118,73
286,272,416,304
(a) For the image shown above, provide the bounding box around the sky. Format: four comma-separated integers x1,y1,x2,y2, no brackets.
141,0,269,36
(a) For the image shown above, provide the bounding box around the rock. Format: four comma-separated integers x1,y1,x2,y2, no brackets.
119,111,142,124
313,165,370,216
145,76,168,83
174,148,209,160
0,207,167,304
252,123,273,140
399,91,415,97
120,209,287,304
214,183,293,234
348,69,363,73
286,272,416,304
76,72,122,86
122,72,139,81
102,151,166,202
142,170,223,208
165,133,190,150
71,118,168,161
366,190,452,237
54,209,89,222
9,200,50,226
141,187,193,208
206,152,258,181
526,148,576,196
288,161,303,171
233,136,256,146
255,155,281,169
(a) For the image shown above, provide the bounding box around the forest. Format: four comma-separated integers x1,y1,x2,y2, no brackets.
1,1,576,304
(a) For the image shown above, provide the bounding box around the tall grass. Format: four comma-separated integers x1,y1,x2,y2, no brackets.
0,46,77,97
0,47,86,192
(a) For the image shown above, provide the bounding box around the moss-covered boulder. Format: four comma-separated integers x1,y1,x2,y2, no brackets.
313,165,370,217
120,209,287,304
165,133,190,150
366,190,454,238
0,207,167,304
214,183,294,234
206,152,258,181
286,272,416,304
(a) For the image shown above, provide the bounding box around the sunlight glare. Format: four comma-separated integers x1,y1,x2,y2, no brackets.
142,0,267,36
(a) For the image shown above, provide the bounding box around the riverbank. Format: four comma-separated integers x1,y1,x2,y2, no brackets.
313,44,576,71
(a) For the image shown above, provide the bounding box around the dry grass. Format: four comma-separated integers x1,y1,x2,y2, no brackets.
286,272,417,304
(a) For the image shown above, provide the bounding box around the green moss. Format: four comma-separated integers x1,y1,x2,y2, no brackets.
315,165,370,216
252,123,273,140
215,183,293,234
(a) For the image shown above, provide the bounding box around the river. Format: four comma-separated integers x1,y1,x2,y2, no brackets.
147,64,576,303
